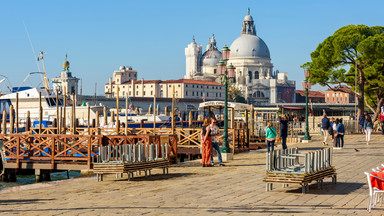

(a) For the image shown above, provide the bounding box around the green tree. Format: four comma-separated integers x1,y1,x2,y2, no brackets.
303,25,384,121
228,85,246,103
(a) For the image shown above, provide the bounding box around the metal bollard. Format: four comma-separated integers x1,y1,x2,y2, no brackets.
149,144,154,161
155,144,159,161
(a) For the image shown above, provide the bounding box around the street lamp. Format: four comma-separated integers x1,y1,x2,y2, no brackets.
302,69,312,141
217,45,235,153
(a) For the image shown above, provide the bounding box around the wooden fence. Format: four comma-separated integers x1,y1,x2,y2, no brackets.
0,133,177,171
27,127,249,153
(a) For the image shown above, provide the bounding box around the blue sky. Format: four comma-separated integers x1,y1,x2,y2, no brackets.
0,0,383,95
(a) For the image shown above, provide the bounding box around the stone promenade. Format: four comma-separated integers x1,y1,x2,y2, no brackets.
1,134,384,215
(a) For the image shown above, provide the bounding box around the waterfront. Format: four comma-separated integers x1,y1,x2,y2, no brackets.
0,171,81,190
0,133,382,215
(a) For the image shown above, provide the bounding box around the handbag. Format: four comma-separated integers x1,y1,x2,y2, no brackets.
334,133,338,138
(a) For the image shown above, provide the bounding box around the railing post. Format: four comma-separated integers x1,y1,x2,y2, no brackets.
88,135,92,169
16,136,20,169
51,137,55,169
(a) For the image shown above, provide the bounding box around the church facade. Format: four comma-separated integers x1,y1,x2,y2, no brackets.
185,9,295,105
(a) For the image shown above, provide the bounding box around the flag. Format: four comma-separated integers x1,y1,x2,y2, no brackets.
129,104,133,110
202,96,205,102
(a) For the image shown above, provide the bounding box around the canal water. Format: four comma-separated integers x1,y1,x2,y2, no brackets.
0,171,81,190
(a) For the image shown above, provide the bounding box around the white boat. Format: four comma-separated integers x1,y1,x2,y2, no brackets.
0,87,104,124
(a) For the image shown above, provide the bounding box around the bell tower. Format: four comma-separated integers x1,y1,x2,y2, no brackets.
185,37,202,79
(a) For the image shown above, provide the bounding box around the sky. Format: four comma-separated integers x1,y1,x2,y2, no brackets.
0,0,383,95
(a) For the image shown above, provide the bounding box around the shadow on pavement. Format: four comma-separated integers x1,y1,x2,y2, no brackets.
115,173,193,182
0,198,55,205
284,182,365,195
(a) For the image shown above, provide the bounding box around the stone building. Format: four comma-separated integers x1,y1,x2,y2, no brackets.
325,85,355,104
296,90,325,103
52,55,79,97
184,9,296,105
104,66,224,100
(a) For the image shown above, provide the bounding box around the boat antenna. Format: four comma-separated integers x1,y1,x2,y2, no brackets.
38,51,51,94
23,21,41,73
23,21,50,94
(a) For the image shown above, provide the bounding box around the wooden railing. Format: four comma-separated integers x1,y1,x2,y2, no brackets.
27,126,247,153
0,133,177,170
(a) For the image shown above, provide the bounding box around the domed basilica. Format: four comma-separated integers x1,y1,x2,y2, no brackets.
185,9,296,104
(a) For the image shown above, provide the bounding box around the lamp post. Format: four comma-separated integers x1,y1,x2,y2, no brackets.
302,69,312,142
217,45,236,154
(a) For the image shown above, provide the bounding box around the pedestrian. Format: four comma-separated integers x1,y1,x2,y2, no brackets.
332,118,339,148
323,109,327,115
278,115,288,150
321,114,330,145
359,112,366,134
265,121,277,152
336,118,345,149
364,115,373,145
209,118,225,166
329,118,335,142
200,117,212,167
379,111,384,135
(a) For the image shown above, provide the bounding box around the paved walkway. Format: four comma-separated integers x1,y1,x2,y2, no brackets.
1,134,384,215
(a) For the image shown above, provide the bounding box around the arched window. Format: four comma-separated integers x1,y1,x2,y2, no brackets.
248,71,252,83
257,91,260,98
255,71,259,79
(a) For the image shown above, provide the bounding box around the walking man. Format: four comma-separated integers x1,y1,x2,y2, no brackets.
321,114,330,145
359,111,366,134
278,115,288,150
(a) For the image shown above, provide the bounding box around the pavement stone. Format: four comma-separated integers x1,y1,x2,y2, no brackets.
1,134,384,215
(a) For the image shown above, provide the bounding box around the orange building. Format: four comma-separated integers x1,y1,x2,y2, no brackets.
325,85,355,104
296,90,325,103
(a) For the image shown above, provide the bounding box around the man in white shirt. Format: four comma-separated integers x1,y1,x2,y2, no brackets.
210,118,225,166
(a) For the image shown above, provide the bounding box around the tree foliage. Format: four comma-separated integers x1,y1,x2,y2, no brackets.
303,25,384,120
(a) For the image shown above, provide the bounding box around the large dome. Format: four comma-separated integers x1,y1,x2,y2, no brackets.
201,49,222,67
230,34,270,59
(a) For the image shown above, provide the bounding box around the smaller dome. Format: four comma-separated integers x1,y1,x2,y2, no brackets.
119,66,126,70
244,14,253,22
201,49,222,67
63,61,70,69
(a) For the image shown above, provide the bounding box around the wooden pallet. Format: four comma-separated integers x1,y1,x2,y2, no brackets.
93,160,170,181
263,166,337,193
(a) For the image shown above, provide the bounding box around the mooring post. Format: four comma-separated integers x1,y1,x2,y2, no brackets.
16,92,19,133
153,92,156,135
125,93,128,135
96,110,100,135
111,111,115,124
9,105,14,133
171,86,175,134
63,88,67,133
103,106,108,125
71,93,76,133
88,106,91,135
26,111,31,133
116,86,120,134
56,89,59,133
39,92,42,134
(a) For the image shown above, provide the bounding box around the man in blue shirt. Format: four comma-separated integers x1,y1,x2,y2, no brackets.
321,114,330,145
358,111,366,133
